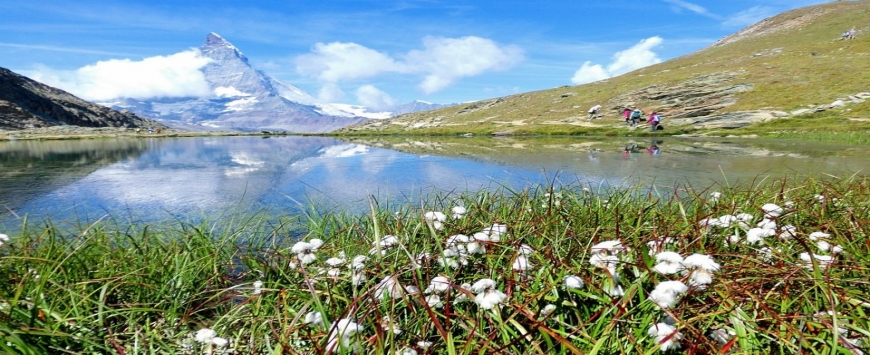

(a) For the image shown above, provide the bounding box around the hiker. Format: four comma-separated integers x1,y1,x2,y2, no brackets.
648,111,662,132
587,104,601,120
849,27,857,39
630,108,643,127
622,108,632,124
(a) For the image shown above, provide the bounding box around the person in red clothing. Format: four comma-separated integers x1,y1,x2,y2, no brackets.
622,108,631,124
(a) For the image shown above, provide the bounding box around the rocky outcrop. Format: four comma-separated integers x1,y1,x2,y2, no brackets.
0,67,160,131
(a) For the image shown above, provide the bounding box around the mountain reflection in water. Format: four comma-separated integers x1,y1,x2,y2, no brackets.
0,135,865,227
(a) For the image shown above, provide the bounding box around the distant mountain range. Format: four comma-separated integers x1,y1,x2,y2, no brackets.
100,33,454,133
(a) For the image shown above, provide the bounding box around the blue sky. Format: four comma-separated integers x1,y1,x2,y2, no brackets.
0,0,832,108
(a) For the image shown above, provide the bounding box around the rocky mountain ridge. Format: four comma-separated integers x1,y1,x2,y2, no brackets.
0,67,159,131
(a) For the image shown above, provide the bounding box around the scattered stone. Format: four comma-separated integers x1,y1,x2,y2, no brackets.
829,100,846,108
790,109,814,116
560,92,577,98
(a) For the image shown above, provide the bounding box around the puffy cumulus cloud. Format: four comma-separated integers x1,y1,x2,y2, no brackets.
355,85,396,111
318,83,346,102
571,36,663,85
404,36,524,94
27,49,212,101
295,36,523,96
295,42,402,83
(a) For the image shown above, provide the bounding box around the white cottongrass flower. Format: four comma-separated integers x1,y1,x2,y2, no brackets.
194,328,217,343
762,203,783,217
374,275,408,299
653,251,685,275
451,206,467,219
540,304,558,316
815,194,826,203
682,254,720,272
591,240,625,253
466,241,485,255
564,275,585,289
745,227,776,244
646,237,675,254
512,255,532,271
380,316,402,335
779,224,797,239
304,311,324,326
808,231,831,241
0,233,8,247
211,337,228,347
800,252,834,270
756,218,777,230
470,278,507,310
709,191,721,203
351,272,367,286
417,341,433,349
350,255,368,271
424,276,451,294
424,211,447,230
648,322,682,351
478,223,507,242
252,280,263,295
518,244,535,256
291,241,319,265
589,254,619,274
327,319,364,353
369,235,400,255
831,245,844,254
453,283,472,304
649,281,688,309
603,282,625,297
425,294,444,308
325,257,346,267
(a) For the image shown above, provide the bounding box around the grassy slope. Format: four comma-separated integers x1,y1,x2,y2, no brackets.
338,1,870,138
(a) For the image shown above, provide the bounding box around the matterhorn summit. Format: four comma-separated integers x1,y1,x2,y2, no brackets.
103,33,369,132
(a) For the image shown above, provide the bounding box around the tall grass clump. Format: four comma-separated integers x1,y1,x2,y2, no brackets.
1,177,870,354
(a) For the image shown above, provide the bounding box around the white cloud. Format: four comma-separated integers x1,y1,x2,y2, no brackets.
571,36,663,85
295,35,524,97
355,85,396,111
723,6,776,28
403,36,524,94
26,49,212,101
318,83,346,102
295,42,401,83
664,0,711,16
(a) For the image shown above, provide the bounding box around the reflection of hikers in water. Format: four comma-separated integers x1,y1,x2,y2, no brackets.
587,104,601,120
647,139,661,155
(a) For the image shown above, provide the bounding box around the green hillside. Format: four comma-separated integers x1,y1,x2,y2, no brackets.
339,1,870,140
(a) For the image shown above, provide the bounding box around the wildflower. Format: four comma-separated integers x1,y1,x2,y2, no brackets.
211,337,228,347
480,223,507,241
589,253,619,274
451,205,467,219
0,233,8,246
470,278,507,310
709,191,721,203
831,245,844,254
603,282,625,297
194,328,217,343
437,257,460,269
682,253,720,272
799,252,834,270
815,194,826,203
252,280,263,295
745,227,775,244
761,203,783,217
380,316,402,334
291,241,318,265
779,224,797,239
424,276,451,294
649,281,688,309
466,241,485,254
518,244,535,256
564,275,585,289
591,240,625,253
653,251,685,275
350,255,368,271
351,272,367,286
512,255,532,271
304,311,324,326
540,304,557,316
817,240,831,252
424,211,447,230
369,235,400,255
646,237,675,254
425,294,444,308
756,218,776,230
417,341,432,349
309,238,324,249
714,214,736,228
808,231,831,241
648,322,682,351
374,275,407,299
327,319,364,353
325,257,346,267
453,283,472,304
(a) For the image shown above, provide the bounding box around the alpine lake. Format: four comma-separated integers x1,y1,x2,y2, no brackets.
1,135,867,230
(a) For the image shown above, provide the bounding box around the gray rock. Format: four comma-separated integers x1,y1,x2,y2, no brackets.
790,109,814,116
829,100,846,108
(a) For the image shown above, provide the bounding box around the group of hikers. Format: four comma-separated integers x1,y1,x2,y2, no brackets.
841,27,857,40
586,104,663,132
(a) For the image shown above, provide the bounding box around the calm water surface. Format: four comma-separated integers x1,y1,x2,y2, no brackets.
0,135,866,228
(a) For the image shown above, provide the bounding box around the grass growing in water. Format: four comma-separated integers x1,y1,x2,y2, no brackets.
1,177,870,354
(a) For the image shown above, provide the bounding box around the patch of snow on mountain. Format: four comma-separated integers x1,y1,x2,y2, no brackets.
214,86,250,97
318,103,393,119
224,97,259,112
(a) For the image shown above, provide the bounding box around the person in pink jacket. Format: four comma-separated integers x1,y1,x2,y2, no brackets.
647,112,661,132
